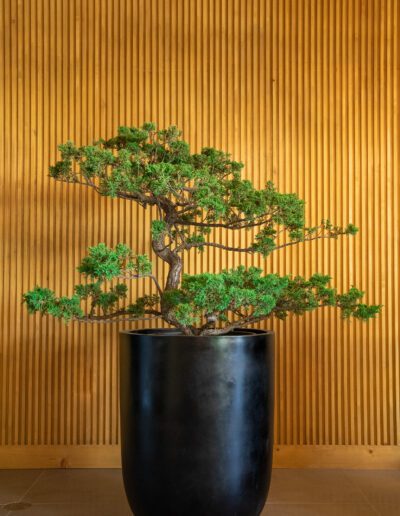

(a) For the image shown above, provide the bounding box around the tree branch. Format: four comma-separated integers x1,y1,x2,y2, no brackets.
169,225,351,256
177,241,256,253
76,315,161,324
201,313,267,336
172,217,272,230
63,177,167,209
201,302,335,335
272,234,340,251
118,272,163,295
76,309,162,323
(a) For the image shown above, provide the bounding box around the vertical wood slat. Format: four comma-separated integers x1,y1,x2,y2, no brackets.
0,0,398,453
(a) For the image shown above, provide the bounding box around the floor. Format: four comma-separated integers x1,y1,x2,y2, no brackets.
0,469,399,515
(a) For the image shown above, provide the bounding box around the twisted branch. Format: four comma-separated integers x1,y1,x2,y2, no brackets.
76,309,162,323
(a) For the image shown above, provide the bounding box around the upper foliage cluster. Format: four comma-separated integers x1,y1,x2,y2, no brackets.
49,123,357,257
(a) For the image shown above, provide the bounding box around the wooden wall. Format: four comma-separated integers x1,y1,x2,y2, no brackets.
0,0,399,468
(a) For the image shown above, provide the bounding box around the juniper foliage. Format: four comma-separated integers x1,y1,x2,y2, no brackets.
24,124,381,335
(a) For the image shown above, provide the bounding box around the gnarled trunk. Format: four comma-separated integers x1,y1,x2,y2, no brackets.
151,232,182,291
165,256,182,290
151,230,192,333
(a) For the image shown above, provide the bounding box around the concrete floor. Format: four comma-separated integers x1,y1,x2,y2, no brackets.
0,469,399,515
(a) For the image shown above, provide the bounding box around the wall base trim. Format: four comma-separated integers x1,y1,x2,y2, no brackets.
0,445,121,469
273,445,400,469
0,444,399,469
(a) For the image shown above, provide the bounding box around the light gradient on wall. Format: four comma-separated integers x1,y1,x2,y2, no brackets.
0,0,399,464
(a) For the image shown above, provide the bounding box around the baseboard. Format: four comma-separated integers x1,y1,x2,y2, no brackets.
0,445,121,469
273,445,400,469
0,444,399,469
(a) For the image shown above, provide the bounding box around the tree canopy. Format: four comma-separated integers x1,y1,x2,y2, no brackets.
24,123,381,335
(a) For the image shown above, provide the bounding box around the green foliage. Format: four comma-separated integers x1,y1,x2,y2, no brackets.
185,233,206,250
252,226,277,256
23,244,156,321
320,219,359,238
151,220,167,240
263,181,305,229
74,281,129,314
160,268,381,328
272,275,381,321
336,287,382,320
24,123,381,334
23,279,131,321
163,266,289,326
128,295,160,317
23,287,83,322
173,303,199,326
77,243,152,279
135,254,153,276
48,124,360,259
46,125,299,231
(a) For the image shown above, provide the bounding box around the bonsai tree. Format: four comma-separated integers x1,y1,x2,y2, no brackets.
23,123,381,335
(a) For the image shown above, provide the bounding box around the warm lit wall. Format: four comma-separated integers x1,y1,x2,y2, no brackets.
0,0,399,468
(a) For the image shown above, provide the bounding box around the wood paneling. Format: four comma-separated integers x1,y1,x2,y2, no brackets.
0,0,399,466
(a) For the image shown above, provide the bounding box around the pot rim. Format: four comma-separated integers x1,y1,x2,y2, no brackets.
120,328,274,338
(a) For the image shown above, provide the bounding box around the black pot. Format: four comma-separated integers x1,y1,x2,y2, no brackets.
119,328,274,516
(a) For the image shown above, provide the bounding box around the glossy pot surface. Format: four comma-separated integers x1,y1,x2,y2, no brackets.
120,328,274,516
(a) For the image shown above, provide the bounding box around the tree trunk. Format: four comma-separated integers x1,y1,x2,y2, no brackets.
165,256,183,290
151,233,183,291
151,227,192,334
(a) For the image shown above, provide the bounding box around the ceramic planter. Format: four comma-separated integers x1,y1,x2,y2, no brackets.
120,328,274,516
